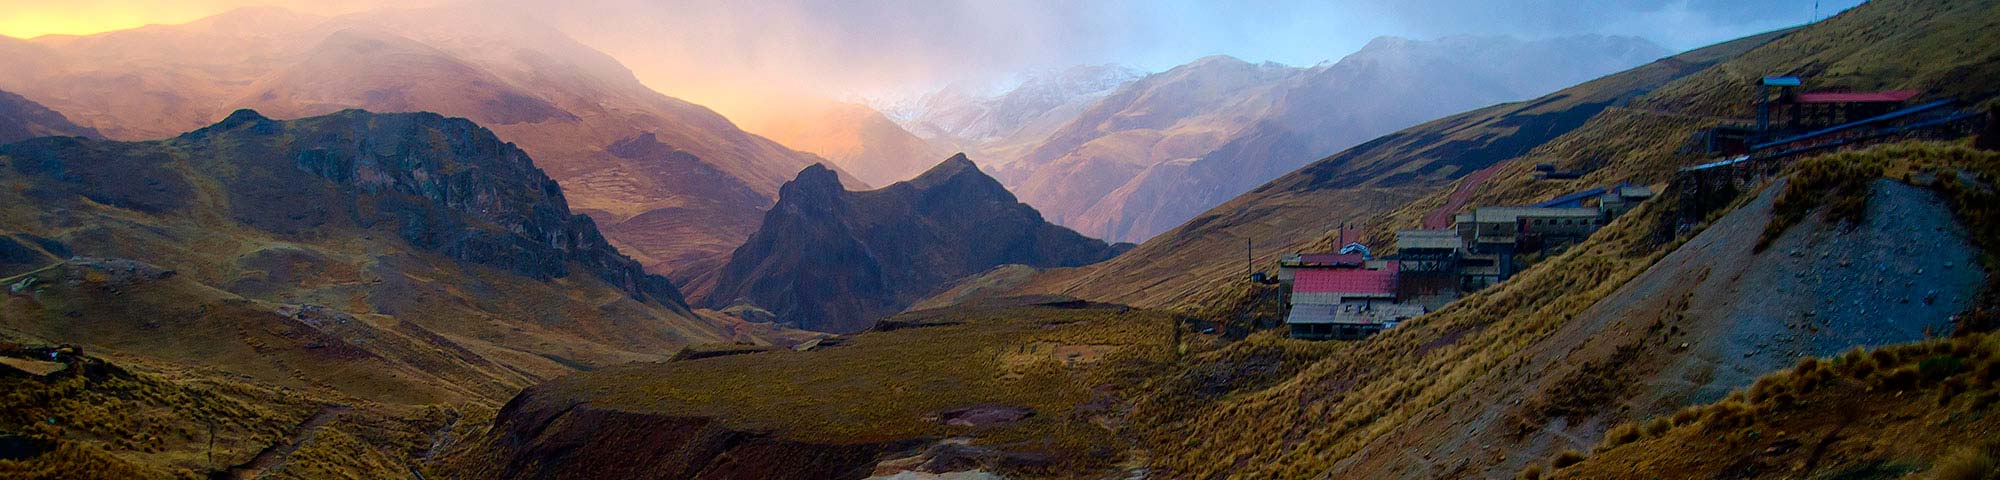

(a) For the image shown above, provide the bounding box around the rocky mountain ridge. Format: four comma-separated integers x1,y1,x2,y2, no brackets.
704,154,1130,332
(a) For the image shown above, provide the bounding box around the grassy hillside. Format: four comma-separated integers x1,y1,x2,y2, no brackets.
0,341,481,479
1128,141,1995,478
0,110,775,408
1349,0,2000,256
951,27,1786,312
445,301,1182,478
1551,332,2000,479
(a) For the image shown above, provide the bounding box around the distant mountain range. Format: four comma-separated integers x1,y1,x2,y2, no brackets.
986,36,1668,242
704,154,1130,333
878,64,1144,171
0,5,848,287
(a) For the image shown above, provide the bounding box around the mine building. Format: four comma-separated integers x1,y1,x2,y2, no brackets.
1392,229,1461,309
1284,260,1422,340
1281,184,1654,340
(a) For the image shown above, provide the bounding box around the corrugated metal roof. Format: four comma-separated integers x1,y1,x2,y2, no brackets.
1396,230,1462,250
1796,90,1918,103
1471,207,1600,223
1293,264,1398,295
1617,186,1654,198
1533,187,1607,208
1761,76,1802,86
1295,253,1366,265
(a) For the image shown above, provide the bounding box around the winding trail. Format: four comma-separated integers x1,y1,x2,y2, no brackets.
214,405,349,480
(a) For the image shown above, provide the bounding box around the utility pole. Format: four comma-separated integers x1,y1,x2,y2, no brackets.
1245,238,1253,280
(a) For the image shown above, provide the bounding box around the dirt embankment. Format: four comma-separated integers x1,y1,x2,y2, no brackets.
1330,178,1986,478
447,386,916,480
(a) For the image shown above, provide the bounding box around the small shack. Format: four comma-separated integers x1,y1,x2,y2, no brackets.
1598,184,1654,219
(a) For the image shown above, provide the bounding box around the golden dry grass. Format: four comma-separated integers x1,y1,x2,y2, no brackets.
528,303,1182,475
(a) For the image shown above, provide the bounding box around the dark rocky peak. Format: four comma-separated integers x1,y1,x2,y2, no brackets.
907,153,979,186
900,153,1016,205
778,163,849,202
186,108,279,138
708,152,1123,333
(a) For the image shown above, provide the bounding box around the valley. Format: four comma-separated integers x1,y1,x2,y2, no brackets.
1,0,1997,479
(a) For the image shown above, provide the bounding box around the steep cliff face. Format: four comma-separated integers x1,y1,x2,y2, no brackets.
0,109,762,405
0,90,99,144
705,154,1129,332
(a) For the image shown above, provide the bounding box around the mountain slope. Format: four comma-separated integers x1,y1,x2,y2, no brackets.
0,109,769,405
1111,0,2000,476
962,31,1766,311
0,90,99,143
704,154,1130,333
1007,36,1667,242
742,99,943,187
0,6,842,285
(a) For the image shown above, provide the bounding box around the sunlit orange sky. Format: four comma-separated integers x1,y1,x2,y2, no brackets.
0,0,439,38
0,0,1858,127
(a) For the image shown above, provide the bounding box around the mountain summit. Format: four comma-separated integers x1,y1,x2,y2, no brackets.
705,153,1130,332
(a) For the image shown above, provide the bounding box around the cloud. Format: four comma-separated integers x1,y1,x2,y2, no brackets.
2,0,1863,121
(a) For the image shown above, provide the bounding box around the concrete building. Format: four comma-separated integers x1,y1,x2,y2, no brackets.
1455,206,1601,285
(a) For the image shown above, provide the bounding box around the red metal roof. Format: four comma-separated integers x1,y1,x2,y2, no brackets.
1796,90,1919,104
1293,263,1399,295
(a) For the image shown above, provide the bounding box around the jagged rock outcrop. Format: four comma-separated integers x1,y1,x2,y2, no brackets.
705,154,1129,332
0,90,99,144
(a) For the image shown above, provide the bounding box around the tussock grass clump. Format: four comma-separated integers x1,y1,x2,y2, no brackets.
1928,444,1998,480
1598,422,1641,451
1551,449,1586,469
1562,331,2000,477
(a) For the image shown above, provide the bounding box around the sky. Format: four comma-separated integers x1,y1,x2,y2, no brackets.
0,0,1863,122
